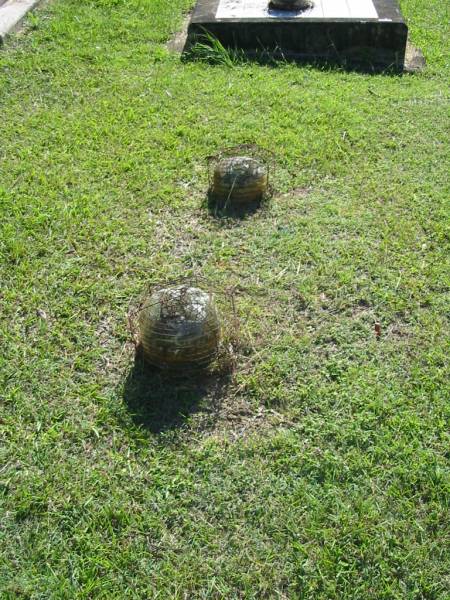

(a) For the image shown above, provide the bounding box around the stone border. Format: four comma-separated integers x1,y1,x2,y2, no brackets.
0,0,42,45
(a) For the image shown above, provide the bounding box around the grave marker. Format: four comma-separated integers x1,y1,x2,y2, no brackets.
187,0,408,70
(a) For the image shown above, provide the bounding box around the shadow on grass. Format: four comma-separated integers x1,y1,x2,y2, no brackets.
122,345,231,434
205,191,267,222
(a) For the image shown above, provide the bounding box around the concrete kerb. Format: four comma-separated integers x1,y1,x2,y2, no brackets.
0,0,42,45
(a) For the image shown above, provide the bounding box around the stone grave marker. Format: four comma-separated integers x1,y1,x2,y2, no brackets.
187,0,409,70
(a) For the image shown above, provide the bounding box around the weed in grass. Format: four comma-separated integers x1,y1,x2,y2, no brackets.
184,30,246,66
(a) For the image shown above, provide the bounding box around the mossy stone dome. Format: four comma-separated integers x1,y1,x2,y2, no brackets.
139,286,221,369
212,156,268,204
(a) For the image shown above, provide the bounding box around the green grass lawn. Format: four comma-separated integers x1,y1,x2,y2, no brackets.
1,0,449,597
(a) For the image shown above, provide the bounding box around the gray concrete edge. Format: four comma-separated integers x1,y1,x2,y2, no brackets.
0,0,42,45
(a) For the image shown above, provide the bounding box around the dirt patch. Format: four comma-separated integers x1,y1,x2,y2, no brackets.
118,343,290,440
282,187,310,199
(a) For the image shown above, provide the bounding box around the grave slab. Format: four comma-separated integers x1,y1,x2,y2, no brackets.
187,0,408,70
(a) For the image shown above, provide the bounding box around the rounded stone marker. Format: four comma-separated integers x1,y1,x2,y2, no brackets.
139,286,221,370
212,156,268,205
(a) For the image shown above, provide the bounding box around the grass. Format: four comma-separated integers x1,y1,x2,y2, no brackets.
184,29,245,66
0,0,449,597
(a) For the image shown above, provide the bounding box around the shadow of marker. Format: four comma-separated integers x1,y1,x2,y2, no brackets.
122,346,231,435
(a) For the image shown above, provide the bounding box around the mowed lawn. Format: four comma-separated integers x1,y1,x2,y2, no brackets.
0,0,449,598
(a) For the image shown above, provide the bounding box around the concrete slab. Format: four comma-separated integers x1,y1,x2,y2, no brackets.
168,10,192,53
0,0,41,45
187,0,409,70
404,42,426,73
